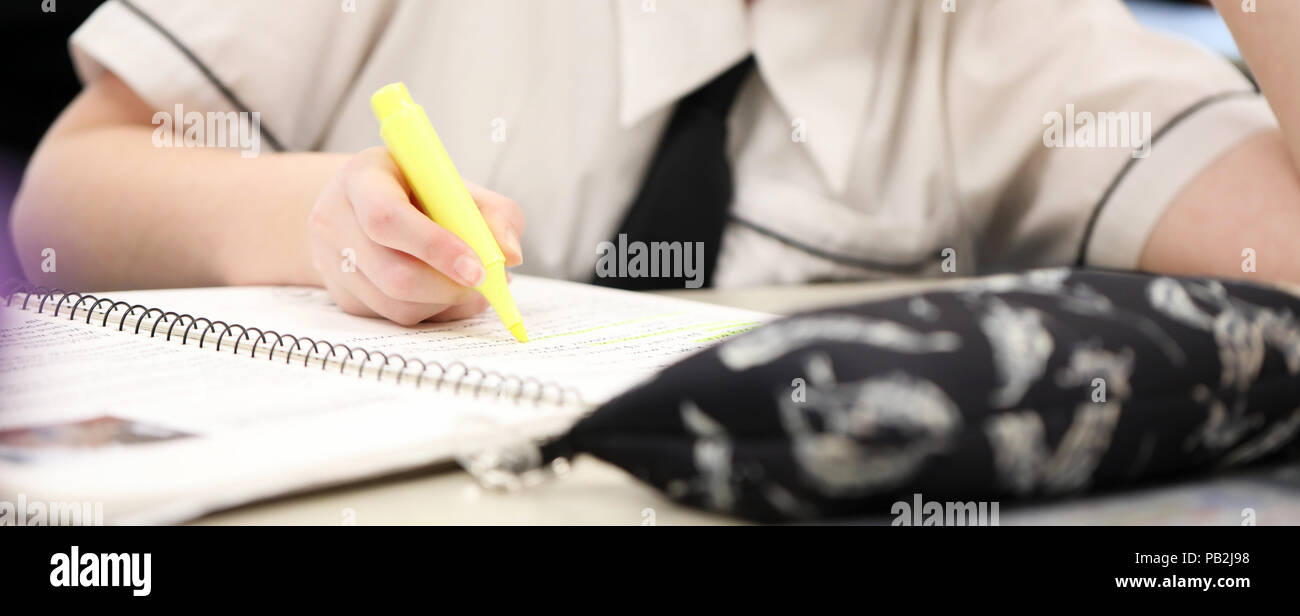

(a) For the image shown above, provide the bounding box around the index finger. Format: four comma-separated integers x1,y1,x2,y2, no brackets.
343,148,484,287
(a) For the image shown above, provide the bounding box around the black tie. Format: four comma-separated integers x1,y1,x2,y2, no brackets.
594,56,755,290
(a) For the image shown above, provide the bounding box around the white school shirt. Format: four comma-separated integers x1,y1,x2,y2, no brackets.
70,0,1277,286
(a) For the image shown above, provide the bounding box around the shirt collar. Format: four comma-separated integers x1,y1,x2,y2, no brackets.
616,0,880,195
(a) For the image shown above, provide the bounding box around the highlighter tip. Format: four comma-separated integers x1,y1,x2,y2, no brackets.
509,323,528,343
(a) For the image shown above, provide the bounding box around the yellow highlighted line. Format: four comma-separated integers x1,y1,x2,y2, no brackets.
693,326,759,343
699,321,760,332
589,320,761,347
529,312,683,342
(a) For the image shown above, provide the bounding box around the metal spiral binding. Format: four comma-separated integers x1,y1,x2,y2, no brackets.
1,281,584,408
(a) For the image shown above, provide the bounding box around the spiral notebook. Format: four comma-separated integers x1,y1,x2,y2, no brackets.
0,276,769,524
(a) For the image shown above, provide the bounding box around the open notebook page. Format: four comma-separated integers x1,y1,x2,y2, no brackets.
99,275,773,403
0,304,579,523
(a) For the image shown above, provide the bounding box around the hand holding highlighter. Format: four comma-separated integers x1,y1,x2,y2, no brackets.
371,82,527,342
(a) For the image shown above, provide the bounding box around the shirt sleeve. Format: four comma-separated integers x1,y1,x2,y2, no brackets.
69,0,399,151
942,0,1278,271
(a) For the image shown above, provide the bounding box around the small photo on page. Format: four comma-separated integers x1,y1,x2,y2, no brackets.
0,415,193,464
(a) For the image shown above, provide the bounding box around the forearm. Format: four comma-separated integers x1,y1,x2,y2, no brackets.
1214,0,1300,169
1140,3,1300,288
12,126,344,290
1141,130,1300,286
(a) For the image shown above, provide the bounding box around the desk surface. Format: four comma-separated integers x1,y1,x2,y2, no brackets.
194,276,1300,525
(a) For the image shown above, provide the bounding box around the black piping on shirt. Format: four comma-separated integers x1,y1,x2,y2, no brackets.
735,87,1264,274
1073,88,1261,266
114,0,285,152
728,214,939,274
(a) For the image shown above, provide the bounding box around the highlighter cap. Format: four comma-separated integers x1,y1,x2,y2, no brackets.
371,82,416,124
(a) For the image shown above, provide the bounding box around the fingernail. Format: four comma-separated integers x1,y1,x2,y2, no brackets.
506,229,523,263
453,255,486,287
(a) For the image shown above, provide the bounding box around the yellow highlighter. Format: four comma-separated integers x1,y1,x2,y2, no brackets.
371,82,527,342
